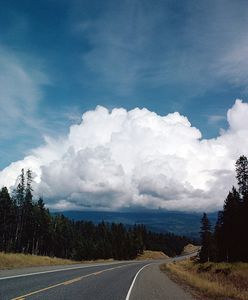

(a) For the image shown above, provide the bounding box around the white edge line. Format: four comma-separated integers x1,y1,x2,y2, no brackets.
125,263,153,300
0,260,140,281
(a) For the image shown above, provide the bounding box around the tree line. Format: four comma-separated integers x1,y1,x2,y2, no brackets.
200,155,248,263
0,169,191,260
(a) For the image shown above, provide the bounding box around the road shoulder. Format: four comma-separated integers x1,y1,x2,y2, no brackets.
129,262,195,300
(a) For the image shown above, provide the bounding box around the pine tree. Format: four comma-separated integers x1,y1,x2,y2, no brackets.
32,198,51,255
235,156,248,261
222,188,241,261
199,213,213,262
0,187,16,251
14,169,25,252
236,155,248,198
21,169,35,253
214,211,224,261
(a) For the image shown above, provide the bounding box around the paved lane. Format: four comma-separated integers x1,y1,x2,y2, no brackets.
0,254,197,300
0,261,151,300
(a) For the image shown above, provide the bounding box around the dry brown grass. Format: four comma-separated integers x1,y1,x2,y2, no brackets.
161,259,248,300
0,252,115,270
137,250,169,260
181,244,201,255
0,252,82,269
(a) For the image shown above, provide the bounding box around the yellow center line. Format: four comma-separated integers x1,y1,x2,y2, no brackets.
93,271,103,275
63,276,84,286
10,263,134,300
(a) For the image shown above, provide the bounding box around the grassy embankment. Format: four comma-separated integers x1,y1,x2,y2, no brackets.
0,250,165,269
181,244,200,255
0,252,115,270
161,258,248,300
0,252,80,269
137,250,169,260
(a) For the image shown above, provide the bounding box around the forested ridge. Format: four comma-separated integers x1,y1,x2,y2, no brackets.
0,169,191,260
200,155,248,262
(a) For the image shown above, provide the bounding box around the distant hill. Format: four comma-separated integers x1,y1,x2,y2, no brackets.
54,210,218,239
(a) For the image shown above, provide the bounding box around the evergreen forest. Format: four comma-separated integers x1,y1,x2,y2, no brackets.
0,169,191,260
200,155,248,262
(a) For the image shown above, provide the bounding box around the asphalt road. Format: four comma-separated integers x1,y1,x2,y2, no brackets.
0,256,196,300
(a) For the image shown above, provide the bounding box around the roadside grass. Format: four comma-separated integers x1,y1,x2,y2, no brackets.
160,258,248,300
0,252,81,269
0,252,115,270
137,250,169,260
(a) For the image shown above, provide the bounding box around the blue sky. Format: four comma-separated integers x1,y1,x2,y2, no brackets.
1,0,248,169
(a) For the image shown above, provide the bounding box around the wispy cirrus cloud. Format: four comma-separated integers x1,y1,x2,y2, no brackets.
0,45,51,168
207,115,226,125
0,46,48,135
72,0,248,97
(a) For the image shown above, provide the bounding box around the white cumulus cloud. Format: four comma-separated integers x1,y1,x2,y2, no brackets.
1,100,248,212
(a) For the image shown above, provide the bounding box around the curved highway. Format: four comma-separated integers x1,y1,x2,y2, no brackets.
0,258,194,300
